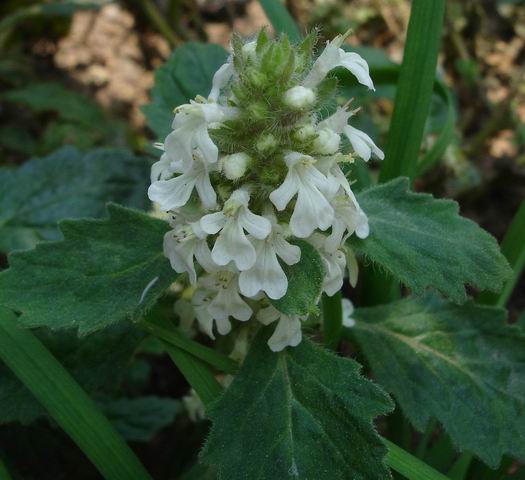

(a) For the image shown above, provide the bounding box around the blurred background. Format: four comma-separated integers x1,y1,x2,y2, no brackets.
0,0,524,478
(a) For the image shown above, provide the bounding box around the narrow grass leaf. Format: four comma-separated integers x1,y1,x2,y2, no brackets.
379,0,446,182
258,0,302,42
0,308,152,480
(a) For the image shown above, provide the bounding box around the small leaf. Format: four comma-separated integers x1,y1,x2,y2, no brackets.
270,239,324,316
351,294,525,467
0,204,176,335
202,328,394,479
349,178,511,303
142,43,228,139
0,146,150,252
0,323,144,425
98,396,179,442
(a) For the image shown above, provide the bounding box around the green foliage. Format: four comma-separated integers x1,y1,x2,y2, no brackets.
1,82,117,153
0,204,177,335
98,396,179,442
202,328,394,479
258,0,302,42
142,43,228,139
0,146,150,252
348,178,511,303
0,307,152,480
270,239,324,316
0,323,144,425
378,0,445,182
351,294,525,467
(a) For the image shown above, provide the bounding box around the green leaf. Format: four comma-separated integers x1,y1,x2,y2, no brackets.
202,329,394,479
2,82,107,127
0,146,150,252
0,307,152,480
0,204,176,335
378,0,445,182
0,323,144,425
349,178,511,303
269,239,324,316
98,396,179,442
142,43,228,140
350,294,525,468
258,0,302,43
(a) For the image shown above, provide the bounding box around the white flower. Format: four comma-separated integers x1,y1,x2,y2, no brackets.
221,152,251,180
241,41,257,61
150,152,177,183
148,152,217,211
200,188,272,270
345,125,385,162
208,61,234,102
270,152,334,238
166,100,237,165
346,248,359,288
308,233,347,296
283,86,316,109
239,213,301,300
163,221,215,284
342,298,356,328
201,271,252,324
325,191,369,253
318,107,384,162
315,154,352,199
255,304,304,352
303,32,374,90
313,128,341,155
191,288,231,339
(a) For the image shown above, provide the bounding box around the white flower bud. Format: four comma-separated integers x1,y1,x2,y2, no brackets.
313,128,341,155
283,86,316,110
256,134,277,152
242,41,257,62
294,124,316,142
221,152,251,180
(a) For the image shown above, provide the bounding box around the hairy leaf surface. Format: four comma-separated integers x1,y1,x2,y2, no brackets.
143,43,228,139
202,329,394,479
351,295,525,467
270,239,324,316
349,178,511,303
0,146,150,252
0,204,176,335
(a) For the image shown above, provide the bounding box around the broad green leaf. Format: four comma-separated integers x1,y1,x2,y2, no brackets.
0,204,176,335
202,329,394,479
259,0,302,42
0,323,144,425
98,396,179,442
350,294,525,468
143,43,228,140
349,178,511,303
270,239,324,316
0,307,152,480
0,146,150,252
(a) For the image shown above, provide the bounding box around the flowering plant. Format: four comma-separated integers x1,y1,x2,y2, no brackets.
0,4,523,480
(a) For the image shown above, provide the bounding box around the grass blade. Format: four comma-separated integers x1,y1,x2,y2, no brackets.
163,341,223,407
385,439,450,480
259,0,302,42
379,0,446,183
0,308,152,480
479,199,525,306
142,318,238,374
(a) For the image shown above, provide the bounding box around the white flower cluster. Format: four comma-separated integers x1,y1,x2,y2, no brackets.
149,31,383,352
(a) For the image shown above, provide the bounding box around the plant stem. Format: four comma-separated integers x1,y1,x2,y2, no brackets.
139,0,180,47
322,291,343,349
416,419,438,458
478,199,525,307
448,452,473,480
